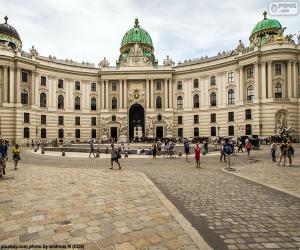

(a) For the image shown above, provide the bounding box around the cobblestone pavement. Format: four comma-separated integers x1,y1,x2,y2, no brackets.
3,145,300,250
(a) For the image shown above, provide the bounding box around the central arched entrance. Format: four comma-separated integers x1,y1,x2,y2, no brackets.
129,103,145,140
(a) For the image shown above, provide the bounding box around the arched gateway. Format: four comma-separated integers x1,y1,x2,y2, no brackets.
128,103,145,140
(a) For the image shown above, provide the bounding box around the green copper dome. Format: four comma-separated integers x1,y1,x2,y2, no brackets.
251,11,282,35
121,18,153,48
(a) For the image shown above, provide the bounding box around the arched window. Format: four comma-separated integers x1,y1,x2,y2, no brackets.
41,128,47,138
156,96,162,109
58,129,64,139
40,93,47,107
21,90,28,104
57,95,64,109
228,89,235,104
112,97,117,110
91,129,96,139
274,82,282,99
91,97,97,110
245,124,252,135
210,92,217,107
177,96,183,110
75,96,80,110
247,85,254,100
193,94,200,108
23,127,30,138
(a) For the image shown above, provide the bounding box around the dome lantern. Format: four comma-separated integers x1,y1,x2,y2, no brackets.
0,16,22,51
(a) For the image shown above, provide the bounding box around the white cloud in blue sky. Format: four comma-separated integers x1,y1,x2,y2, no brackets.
0,0,299,65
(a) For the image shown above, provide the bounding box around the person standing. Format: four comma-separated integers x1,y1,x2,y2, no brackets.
287,140,294,166
89,140,96,158
194,142,201,168
0,139,7,176
237,140,243,153
12,144,21,170
184,139,190,162
245,140,253,157
270,142,277,162
203,140,208,155
110,144,121,170
220,139,226,162
278,139,288,166
152,144,157,158
157,140,162,156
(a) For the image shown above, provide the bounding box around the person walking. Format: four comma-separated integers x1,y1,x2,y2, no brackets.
110,144,121,170
12,144,21,170
287,140,294,166
270,142,277,162
152,144,157,158
184,139,190,162
245,140,253,157
194,142,201,168
31,139,34,149
89,140,96,158
220,139,227,162
278,139,288,166
237,140,243,153
0,139,7,176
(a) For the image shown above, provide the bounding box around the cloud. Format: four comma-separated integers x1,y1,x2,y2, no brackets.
0,0,299,66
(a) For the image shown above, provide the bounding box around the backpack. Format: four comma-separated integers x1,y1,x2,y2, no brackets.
223,144,233,155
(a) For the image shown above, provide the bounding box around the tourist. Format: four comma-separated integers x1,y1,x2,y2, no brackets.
203,140,208,155
237,140,243,153
245,140,253,157
0,139,7,176
194,142,201,168
157,139,162,156
223,138,234,169
89,140,96,158
287,140,295,166
220,139,227,162
137,148,141,155
110,144,121,170
31,139,34,149
271,142,277,162
278,139,288,166
152,144,156,158
184,139,190,162
12,144,21,170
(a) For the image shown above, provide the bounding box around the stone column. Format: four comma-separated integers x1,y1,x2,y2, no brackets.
124,79,127,109
105,80,109,109
119,80,123,109
239,66,244,101
217,73,222,105
52,77,57,108
261,61,267,99
287,61,293,98
65,78,70,108
15,67,21,103
254,62,260,99
30,70,35,105
200,76,205,107
97,81,101,110
169,79,173,108
293,61,298,98
9,67,16,103
150,79,154,108
3,66,8,103
267,61,272,98
48,76,53,107
164,78,168,109
101,80,104,109
35,74,39,106
235,68,240,103
146,79,150,108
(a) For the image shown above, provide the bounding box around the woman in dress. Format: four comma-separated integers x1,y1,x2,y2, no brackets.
12,144,21,170
194,142,201,168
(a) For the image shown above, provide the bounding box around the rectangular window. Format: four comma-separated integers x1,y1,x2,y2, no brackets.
245,109,252,120
58,79,64,89
194,115,199,124
24,113,30,123
91,117,96,126
178,128,183,137
75,81,80,90
194,127,199,137
112,82,117,92
210,76,216,86
228,112,234,122
41,76,47,86
21,72,28,83
210,113,216,123
58,116,64,125
156,81,161,90
247,67,254,78
75,129,80,139
228,72,234,83
41,115,46,125
193,79,199,88
91,82,96,92
177,116,183,125
75,117,80,126
177,81,183,90
275,63,281,75
211,127,216,136
228,126,234,136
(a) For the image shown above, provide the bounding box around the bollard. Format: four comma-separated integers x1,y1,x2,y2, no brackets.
62,150,65,156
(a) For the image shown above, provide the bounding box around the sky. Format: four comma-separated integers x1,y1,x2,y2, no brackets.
1,0,299,66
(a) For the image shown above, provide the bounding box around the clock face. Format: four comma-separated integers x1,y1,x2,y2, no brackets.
134,92,139,99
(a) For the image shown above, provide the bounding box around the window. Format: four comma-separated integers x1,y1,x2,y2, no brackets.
91,82,96,92
75,117,80,126
58,95,64,109
156,96,162,109
177,96,183,110
228,72,234,83
58,79,64,89
193,79,199,88
178,128,183,137
210,92,217,107
58,129,64,139
75,81,80,90
41,76,46,86
112,97,117,110
210,76,216,86
91,97,97,110
245,124,252,135
41,128,47,139
194,127,199,137
91,117,97,126
228,112,234,122
194,115,199,124
211,113,216,123
41,115,46,125
274,82,282,99
177,81,183,90
75,96,80,110
112,82,117,92
193,94,200,108
275,64,281,75
21,89,28,104
245,109,252,120
24,113,30,123
156,81,161,91
21,71,28,83
211,127,216,136
75,129,80,139
177,116,183,125
228,89,235,104
247,67,254,78
40,93,47,107
228,126,234,136
23,127,30,138
58,116,64,125
91,129,96,139
247,85,254,100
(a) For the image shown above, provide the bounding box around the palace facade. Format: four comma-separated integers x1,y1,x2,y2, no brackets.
0,13,299,144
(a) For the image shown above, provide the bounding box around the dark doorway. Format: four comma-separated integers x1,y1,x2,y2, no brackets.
110,127,118,141
129,103,145,140
156,126,163,139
